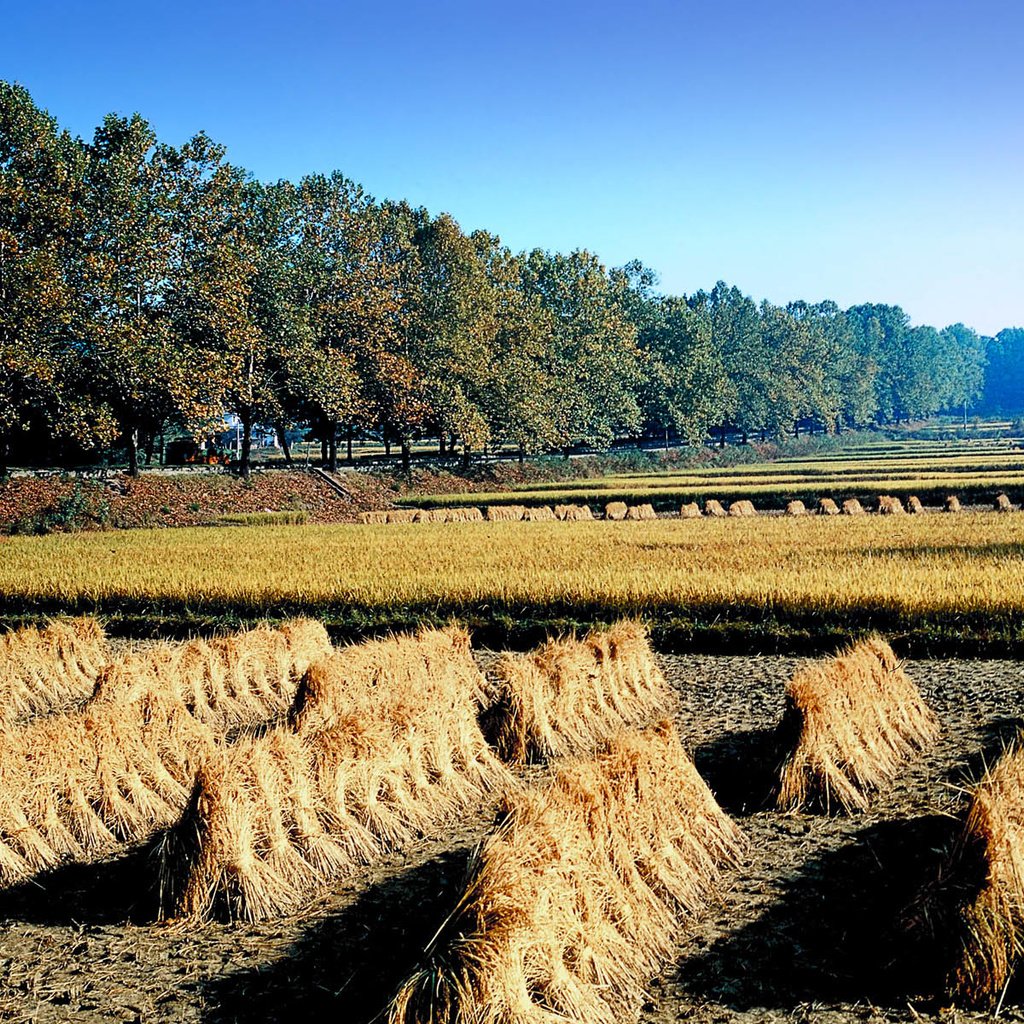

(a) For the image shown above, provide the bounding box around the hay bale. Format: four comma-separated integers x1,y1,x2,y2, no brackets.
917,743,1024,1008
163,627,511,923
775,635,939,813
995,493,1014,512
486,505,527,522
680,502,702,519
555,504,594,521
877,495,905,515
841,498,865,516
605,501,628,521
387,722,744,1024
945,495,962,513
523,505,556,521
907,495,925,514
445,506,484,522
728,500,757,517
386,509,418,524
360,510,389,524
817,497,840,516
704,499,727,518
785,500,807,516
0,617,108,725
625,503,657,521
485,621,673,764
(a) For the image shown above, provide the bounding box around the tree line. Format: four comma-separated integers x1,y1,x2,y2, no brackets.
0,81,1014,478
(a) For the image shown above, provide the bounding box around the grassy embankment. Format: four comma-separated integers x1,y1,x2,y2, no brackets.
3,512,1023,653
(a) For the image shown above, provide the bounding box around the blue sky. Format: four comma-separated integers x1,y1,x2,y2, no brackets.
3,0,1021,334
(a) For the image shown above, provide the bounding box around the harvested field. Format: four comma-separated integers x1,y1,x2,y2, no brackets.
0,616,108,724
1,651,1023,1023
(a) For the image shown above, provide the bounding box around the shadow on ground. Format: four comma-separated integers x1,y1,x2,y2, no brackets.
200,846,473,1024
675,814,962,1010
0,840,161,926
694,727,781,815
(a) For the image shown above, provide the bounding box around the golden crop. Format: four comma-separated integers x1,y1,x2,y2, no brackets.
2,512,1022,620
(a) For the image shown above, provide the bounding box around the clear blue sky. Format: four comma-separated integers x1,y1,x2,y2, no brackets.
3,0,1021,334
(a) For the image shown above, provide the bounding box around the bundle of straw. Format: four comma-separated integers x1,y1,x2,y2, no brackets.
907,495,925,514
360,511,389,524
680,502,702,519
877,495,906,515
523,505,556,521
486,506,527,522
994,493,1014,512
817,497,840,515
945,495,963,513
555,505,595,521
728,500,757,517
605,501,628,521
841,498,865,515
923,742,1024,1008
0,617,108,725
485,621,672,764
446,507,485,522
163,627,511,923
625,503,657,521
388,721,744,1024
386,510,418,524
785,500,807,516
775,636,939,812
704,499,727,518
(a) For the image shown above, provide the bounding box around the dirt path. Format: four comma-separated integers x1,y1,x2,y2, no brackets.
0,654,1022,1023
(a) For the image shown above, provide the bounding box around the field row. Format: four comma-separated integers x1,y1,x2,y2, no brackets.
2,513,1024,650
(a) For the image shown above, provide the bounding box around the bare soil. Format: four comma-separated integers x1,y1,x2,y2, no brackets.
1,653,1022,1024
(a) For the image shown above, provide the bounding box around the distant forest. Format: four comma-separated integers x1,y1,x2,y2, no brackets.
1,81,1022,476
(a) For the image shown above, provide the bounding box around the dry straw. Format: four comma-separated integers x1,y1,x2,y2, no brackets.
164,626,511,923
917,742,1024,1008
817,497,840,515
485,621,673,764
0,621,330,890
555,504,594,521
446,507,484,522
487,505,527,522
680,502,701,519
775,635,939,813
907,495,925,514
360,510,389,524
945,495,963,513
625,503,657,520
523,505,556,522
842,498,866,515
728,500,757,517
387,721,745,1024
705,499,727,518
91,619,331,732
877,495,906,515
994,493,1014,512
785,500,807,516
386,510,418,524
605,501,628,521
0,617,108,725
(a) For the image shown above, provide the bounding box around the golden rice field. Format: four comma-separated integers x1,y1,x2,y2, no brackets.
404,439,1024,509
3,511,1023,648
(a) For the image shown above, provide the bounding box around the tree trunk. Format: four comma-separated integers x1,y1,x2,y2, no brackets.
126,429,140,478
518,444,525,465
239,412,253,480
143,434,155,466
327,422,338,473
401,440,412,476
276,422,293,465
741,431,748,445
346,424,354,463
794,420,800,439
719,425,726,449
438,435,446,456
463,444,472,470
320,437,328,464
384,437,392,458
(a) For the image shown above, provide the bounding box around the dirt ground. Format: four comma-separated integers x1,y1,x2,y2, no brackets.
1,652,1023,1024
